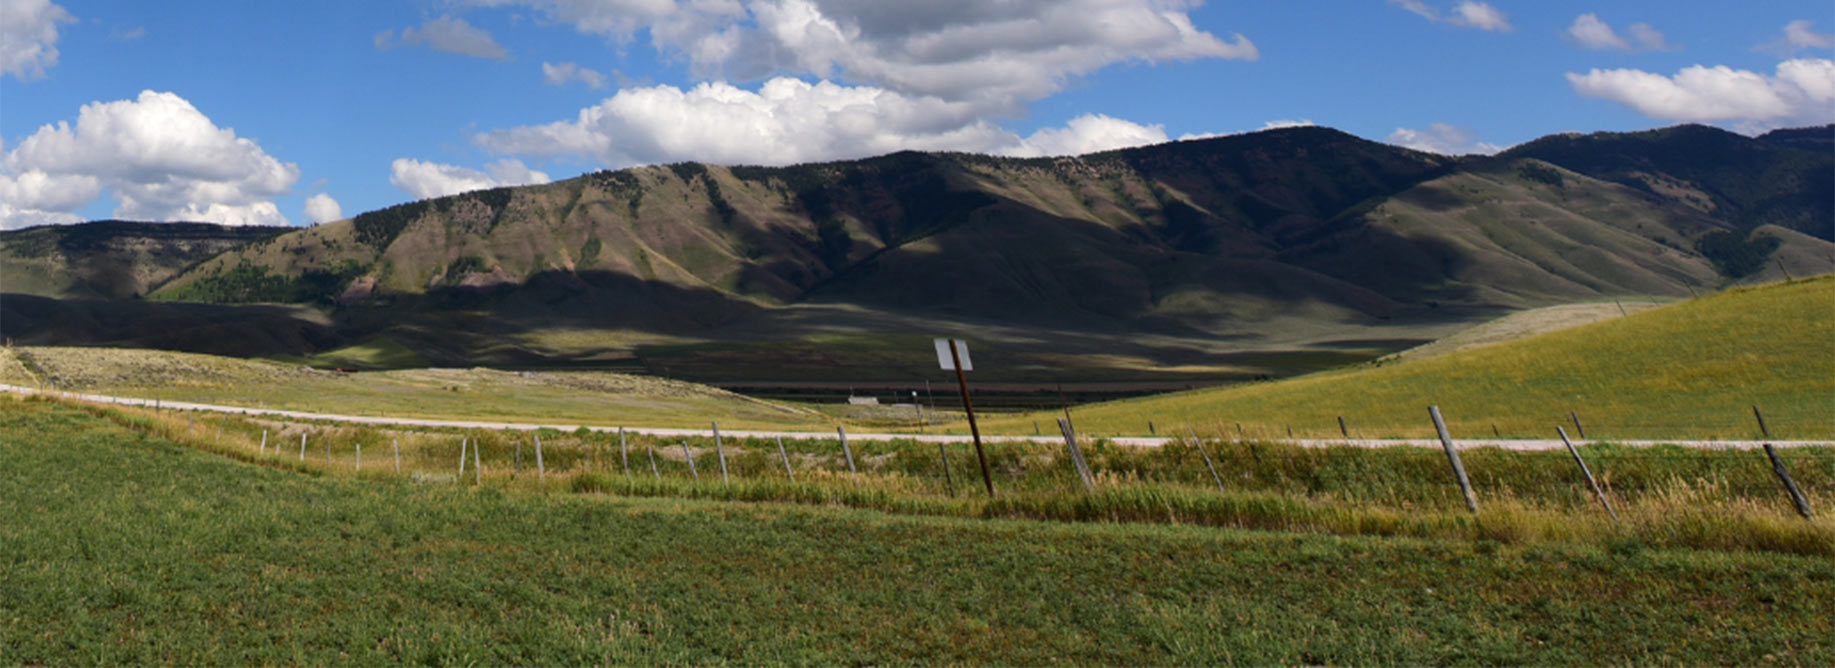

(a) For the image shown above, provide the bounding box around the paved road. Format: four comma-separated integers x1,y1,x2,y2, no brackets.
7,384,1829,451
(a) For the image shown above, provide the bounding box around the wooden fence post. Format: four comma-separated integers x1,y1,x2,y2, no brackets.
680,442,698,481
713,422,729,484
1754,406,1814,519
1429,406,1480,513
534,434,545,480
1557,426,1617,520
837,426,857,473
619,427,630,475
1186,427,1226,493
300,433,307,461
776,436,794,481
1338,416,1349,442
473,436,482,484
1569,411,1587,440
1058,418,1095,493
393,438,401,473
938,443,956,497
647,446,660,480
259,430,267,454
356,444,362,471
458,438,467,475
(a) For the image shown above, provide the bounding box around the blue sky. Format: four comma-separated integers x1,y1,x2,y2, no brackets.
2,0,1831,228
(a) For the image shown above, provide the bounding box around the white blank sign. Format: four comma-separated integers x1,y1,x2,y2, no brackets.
933,338,973,371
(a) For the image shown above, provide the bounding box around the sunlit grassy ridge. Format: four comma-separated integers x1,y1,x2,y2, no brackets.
983,276,1835,439
3,397,1832,664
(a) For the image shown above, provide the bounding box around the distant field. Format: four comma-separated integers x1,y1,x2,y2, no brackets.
4,398,1832,664
0,346,831,431
981,277,1835,440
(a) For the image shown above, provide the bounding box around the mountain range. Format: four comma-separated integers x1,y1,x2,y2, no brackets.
2,123,1830,384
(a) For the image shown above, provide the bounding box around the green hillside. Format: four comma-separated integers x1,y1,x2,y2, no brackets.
0,221,287,299
1503,123,1834,239
983,276,1835,439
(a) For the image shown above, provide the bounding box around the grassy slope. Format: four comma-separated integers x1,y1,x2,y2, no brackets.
982,276,1835,439
0,222,286,299
0,346,828,430
3,398,1832,665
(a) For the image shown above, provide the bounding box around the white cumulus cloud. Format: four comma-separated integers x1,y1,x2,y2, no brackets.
1566,58,1835,129
471,77,1179,167
376,15,509,61
0,0,75,80
389,158,551,200
542,61,607,89
0,90,299,228
1387,123,1502,155
304,193,343,224
1004,115,1169,158
1391,1,1512,32
1260,118,1316,130
466,0,1255,112
1567,14,1671,51
1759,19,1835,55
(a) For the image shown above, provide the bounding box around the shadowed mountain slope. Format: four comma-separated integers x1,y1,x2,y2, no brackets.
4,124,1830,380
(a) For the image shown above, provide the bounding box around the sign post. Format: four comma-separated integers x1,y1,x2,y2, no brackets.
936,338,994,496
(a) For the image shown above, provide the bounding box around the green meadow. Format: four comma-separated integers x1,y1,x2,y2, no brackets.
981,276,1835,440
3,397,1833,665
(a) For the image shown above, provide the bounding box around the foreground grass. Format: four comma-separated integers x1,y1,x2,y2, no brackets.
68,396,1835,556
983,276,1835,439
3,398,1832,665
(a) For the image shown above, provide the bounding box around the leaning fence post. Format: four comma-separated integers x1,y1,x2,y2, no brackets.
458,438,468,475
473,436,482,484
1429,406,1480,513
1557,426,1617,520
259,430,268,454
938,443,956,497
619,427,630,475
776,436,795,481
1569,411,1587,440
647,446,660,480
1338,416,1350,442
1754,406,1814,519
1057,418,1095,493
534,434,545,480
1186,426,1226,493
837,426,857,474
680,441,699,481
713,421,730,484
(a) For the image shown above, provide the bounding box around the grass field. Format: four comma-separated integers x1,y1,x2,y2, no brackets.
0,345,833,431
42,394,1835,557
980,276,1835,440
3,397,1832,665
